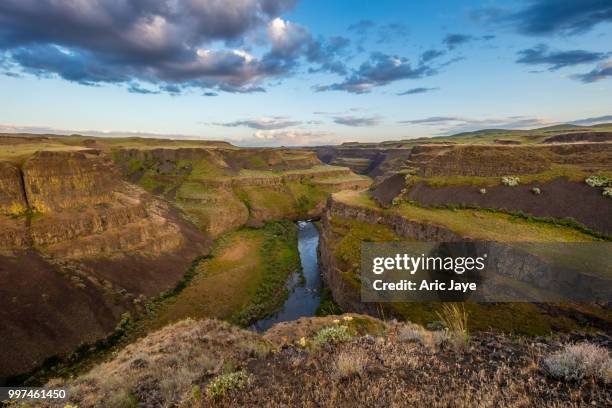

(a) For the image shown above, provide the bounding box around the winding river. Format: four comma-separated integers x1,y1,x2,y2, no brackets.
252,221,322,331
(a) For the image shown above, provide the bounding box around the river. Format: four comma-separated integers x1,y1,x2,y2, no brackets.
252,220,322,331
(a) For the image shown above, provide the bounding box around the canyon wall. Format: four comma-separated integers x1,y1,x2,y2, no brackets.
0,150,210,383
113,147,370,237
318,195,611,324
316,142,612,179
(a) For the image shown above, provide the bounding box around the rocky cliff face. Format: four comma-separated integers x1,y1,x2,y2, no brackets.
0,150,210,383
318,194,611,328
113,147,370,237
23,150,117,212
0,161,27,214
316,142,612,179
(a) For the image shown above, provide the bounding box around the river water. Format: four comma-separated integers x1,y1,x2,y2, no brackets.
252,221,322,331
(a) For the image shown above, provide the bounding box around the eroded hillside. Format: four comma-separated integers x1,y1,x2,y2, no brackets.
312,127,612,336
113,147,370,236
0,149,211,382
21,316,611,407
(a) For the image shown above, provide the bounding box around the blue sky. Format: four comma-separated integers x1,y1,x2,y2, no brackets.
0,0,610,146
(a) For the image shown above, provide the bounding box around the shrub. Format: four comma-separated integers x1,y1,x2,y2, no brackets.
501,176,520,186
313,325,352,346
435,303,469,350
585,175,610,188
333,350,368,379
206,371,250,400
543,343,612,383
603,187,612,199
479,188,487,195
531,187,541,195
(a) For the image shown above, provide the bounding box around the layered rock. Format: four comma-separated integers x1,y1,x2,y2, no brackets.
23,150,117,213
318,193,611,328
316,142,612,179
113,147,371,237
0,150,211,383
0,161,27,216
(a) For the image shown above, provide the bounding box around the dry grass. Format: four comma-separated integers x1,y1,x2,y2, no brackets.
436,303,469,350
544,343,612,383
333,350,368,380
397,322,449,350
22,316,611,407
30,319,271,407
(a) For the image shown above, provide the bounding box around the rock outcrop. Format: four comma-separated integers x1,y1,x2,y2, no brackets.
316,142,612,180
318,192,611,329
113,147,371,237
0,161,27,216
0,150,211,383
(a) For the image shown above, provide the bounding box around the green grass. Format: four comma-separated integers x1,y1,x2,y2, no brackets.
325,209,611,336
148,221,300,328
232,221,301,325
335,190,597,242
316,286,343,316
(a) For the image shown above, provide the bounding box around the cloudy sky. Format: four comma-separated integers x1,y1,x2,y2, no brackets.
0,0,611,146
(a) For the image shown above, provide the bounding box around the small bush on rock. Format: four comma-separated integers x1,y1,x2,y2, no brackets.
501,176,520,186
531,187,541,195
206,371,250,400
479,188,487,194
585,175,610,188
603,187,612,199
543,343,612,383
313,325,352,346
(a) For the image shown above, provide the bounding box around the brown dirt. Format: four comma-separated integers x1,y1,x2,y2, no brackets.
37,317,612,408
407,178,612,235
370,173,406,207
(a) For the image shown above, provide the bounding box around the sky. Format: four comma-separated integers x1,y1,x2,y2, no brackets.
0,0,611,146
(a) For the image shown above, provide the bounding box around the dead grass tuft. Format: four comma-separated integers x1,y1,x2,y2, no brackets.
333,350,368,380
436,303,469,350
544,342,612,383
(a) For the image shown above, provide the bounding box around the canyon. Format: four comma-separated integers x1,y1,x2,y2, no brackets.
0,135,369,383
0,124,610,390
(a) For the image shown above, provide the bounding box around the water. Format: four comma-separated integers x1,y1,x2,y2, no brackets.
252,221,322,331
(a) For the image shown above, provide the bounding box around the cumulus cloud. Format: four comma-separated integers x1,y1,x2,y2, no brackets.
240,129,335,146
215,116,301,130
315,52,435,94
397,87,439,96
516,44,608,70
473,0,612,36
0,0,307,93
572,61,612,82
332,115,381,127
443,34,473,49
306,35,351,75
